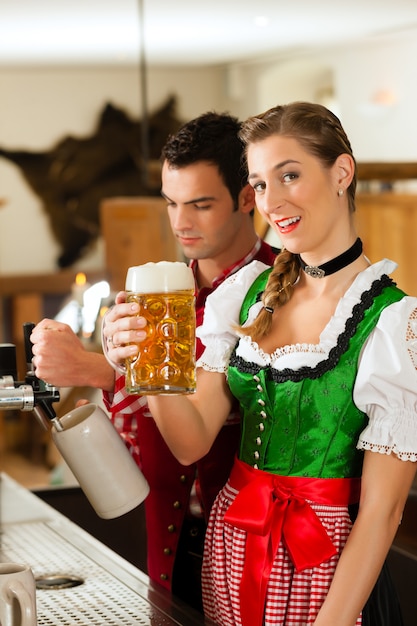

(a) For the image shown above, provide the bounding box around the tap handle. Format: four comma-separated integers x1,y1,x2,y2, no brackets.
23,322,60,422
0,343,18,381
23,322,36,374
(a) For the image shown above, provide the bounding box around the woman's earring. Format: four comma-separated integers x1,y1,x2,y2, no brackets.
338,188,344,197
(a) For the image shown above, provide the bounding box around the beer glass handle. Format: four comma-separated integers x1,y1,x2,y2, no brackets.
101,307,127,375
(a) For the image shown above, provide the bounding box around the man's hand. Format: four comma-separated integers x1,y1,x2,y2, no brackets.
31,319,116,392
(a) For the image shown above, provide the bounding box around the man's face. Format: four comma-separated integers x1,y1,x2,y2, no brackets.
161,160,244,262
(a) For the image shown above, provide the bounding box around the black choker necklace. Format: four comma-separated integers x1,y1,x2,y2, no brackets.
298,238,363,278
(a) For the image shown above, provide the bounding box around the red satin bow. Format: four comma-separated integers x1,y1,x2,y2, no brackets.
224,458,361,626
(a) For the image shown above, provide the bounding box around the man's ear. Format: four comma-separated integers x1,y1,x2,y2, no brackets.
238,183,256,214
335,153,355,190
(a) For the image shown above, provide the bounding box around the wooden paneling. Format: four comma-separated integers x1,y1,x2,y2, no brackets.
0,270,105,457
100,196,180,292
0,270,106,369
355,193,417,296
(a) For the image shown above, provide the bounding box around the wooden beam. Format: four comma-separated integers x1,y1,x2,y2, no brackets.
357,162,417,182
0,270,107,297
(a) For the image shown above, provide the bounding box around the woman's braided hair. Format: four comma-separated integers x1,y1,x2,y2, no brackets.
238,102,357,340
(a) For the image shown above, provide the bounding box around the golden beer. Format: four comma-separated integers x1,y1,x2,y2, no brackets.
125,262,196,394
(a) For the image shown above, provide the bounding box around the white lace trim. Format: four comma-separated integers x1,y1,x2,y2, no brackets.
197,339,235,373
357,441,417,462
197,360,228,373
406,307,417,370
240,334,326,365
296,258,397,354
198,259,397,369
357,407,417,462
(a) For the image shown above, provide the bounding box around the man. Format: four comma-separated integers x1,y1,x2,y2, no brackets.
31,111,277,611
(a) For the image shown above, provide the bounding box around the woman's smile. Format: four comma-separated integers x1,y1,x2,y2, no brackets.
274,216,301,234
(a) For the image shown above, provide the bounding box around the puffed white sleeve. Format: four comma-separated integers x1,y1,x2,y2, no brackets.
354,296,417,461
196,260,270,372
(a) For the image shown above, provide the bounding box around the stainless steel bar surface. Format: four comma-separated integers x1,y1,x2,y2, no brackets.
0,473,214,625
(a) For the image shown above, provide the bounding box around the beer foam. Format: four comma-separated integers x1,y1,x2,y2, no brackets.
126,261,194,293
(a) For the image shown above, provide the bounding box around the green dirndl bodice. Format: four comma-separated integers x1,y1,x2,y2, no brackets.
227,270,406,479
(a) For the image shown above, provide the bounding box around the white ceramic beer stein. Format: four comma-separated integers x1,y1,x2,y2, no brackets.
0,563,37,626
51,403,150,518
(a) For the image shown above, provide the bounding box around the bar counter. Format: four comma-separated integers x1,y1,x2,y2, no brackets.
0,472,215,625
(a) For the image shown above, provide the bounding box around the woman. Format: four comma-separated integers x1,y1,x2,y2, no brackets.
104,102,417,626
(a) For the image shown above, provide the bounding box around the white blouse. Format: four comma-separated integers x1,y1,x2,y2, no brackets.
197,259,417,462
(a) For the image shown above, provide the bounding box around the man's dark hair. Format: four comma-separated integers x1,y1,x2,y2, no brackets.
161,111,248,207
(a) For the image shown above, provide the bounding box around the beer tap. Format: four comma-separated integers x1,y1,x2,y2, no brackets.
0,322,61,430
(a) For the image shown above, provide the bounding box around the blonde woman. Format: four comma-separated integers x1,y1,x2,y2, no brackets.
104,102,417,625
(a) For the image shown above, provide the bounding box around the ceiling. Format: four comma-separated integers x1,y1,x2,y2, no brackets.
0,0,417,66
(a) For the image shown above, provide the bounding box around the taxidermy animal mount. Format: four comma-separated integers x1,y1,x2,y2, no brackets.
0,96,182,268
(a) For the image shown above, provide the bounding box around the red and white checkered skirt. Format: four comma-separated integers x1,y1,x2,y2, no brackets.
201,478,362,626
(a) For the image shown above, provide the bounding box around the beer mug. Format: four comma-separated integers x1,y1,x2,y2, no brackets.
104,261,196,395
0,563,37,626
51,403,150,518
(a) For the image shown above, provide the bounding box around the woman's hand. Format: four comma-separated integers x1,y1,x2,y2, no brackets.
102,291,147,366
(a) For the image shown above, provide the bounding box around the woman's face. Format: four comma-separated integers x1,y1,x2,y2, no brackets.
247,134,347,259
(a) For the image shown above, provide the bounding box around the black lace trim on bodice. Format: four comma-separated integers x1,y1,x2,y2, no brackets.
229,274,395,383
